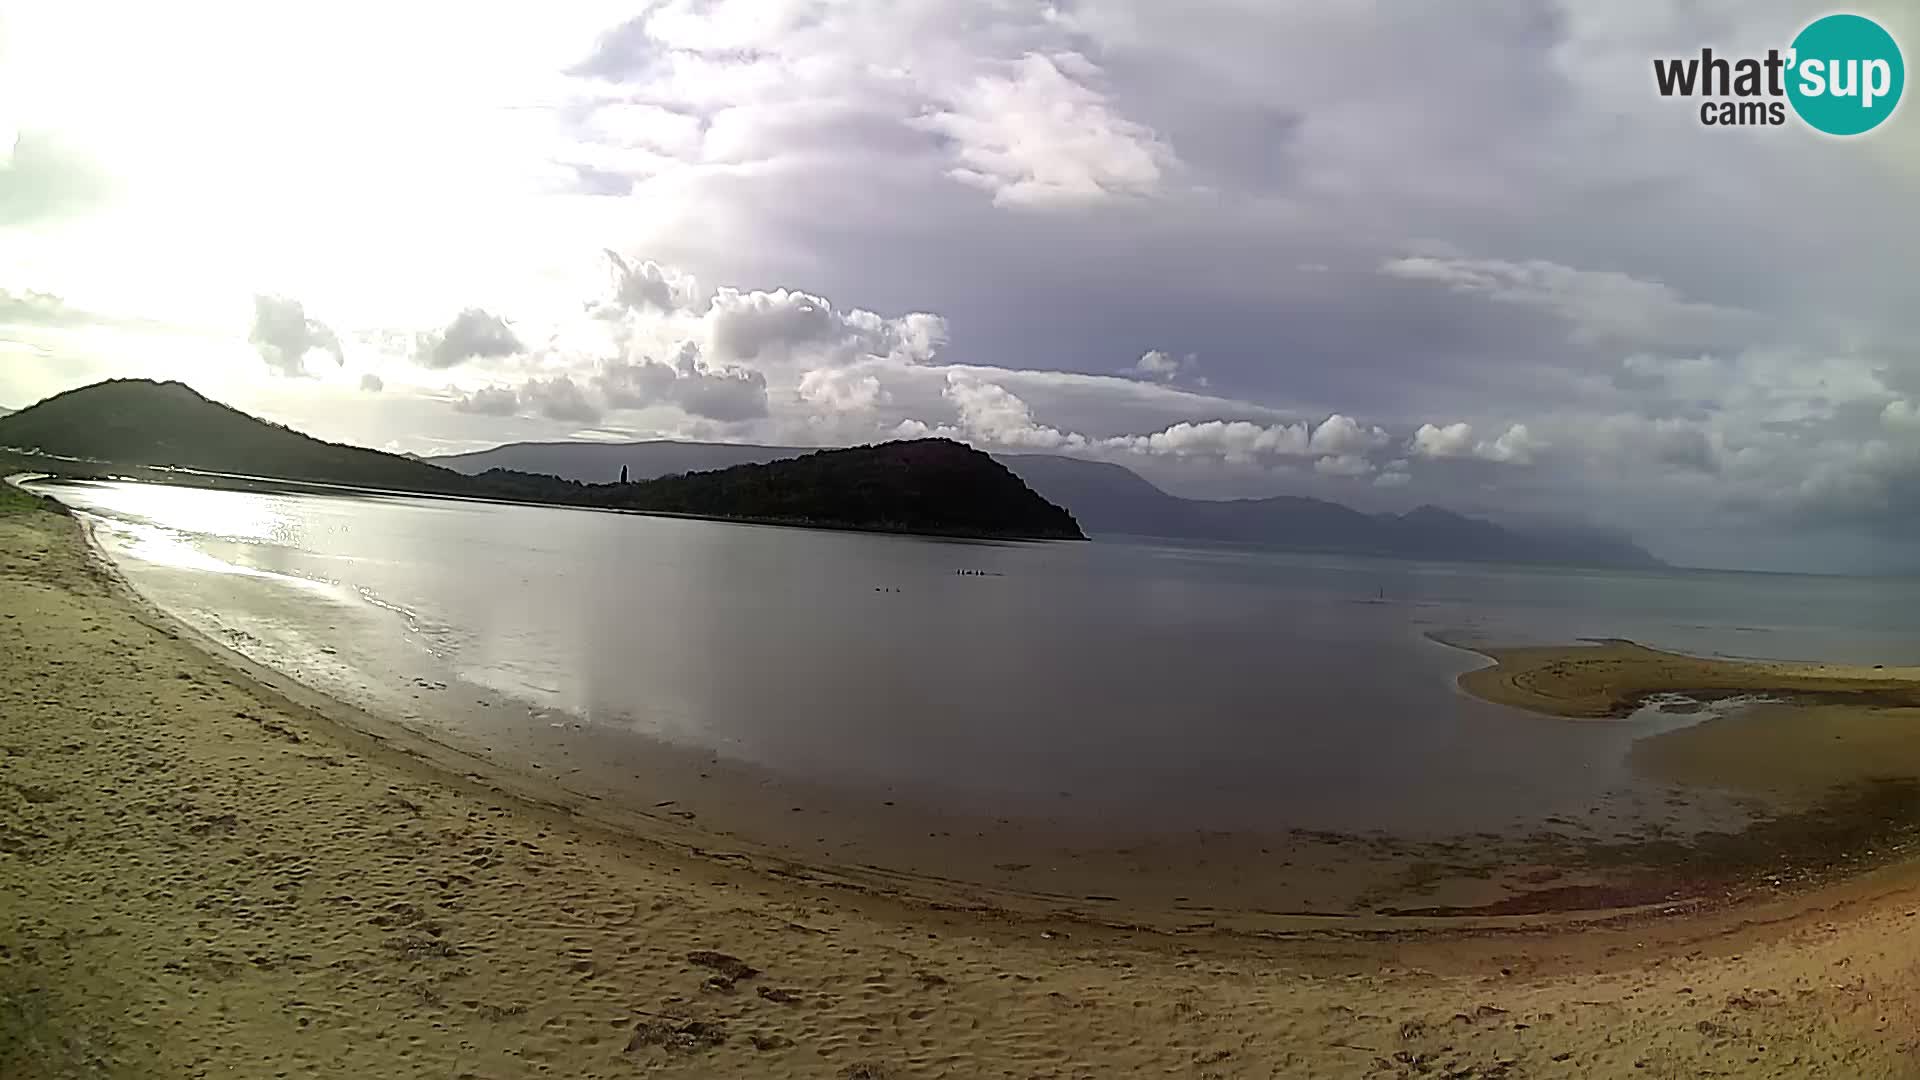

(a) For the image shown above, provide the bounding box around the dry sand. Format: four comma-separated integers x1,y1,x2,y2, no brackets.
5,501,1920,1078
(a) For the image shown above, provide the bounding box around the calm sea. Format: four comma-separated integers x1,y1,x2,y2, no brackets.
37,478,1920,839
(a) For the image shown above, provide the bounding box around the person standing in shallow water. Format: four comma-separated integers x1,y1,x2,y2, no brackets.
620,465,628,484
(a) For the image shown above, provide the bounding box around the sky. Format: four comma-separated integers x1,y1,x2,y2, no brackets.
4,0,1920,572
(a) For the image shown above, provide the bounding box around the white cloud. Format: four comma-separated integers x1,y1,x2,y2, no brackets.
913,52,1175,208
1409,420,1540,465
593,342,767,422
1381,255,1759,349
1131,348,1202,383
1374,463,1412,488
798,366,887,412
248,294,342,378
1478,423,1540,465
453,384,519,416
1410,421,1476,458
1104,419,1311,462
597,250,701,315
519,374,600,424
1313,453,1374,477
707,287,945,367
944,374,1084,450
1309,413,1389,455
1883,399,1920,431
416,308,524,368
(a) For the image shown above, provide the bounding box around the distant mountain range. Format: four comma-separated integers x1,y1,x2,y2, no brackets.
0,381,1083,541
433,439,1664,568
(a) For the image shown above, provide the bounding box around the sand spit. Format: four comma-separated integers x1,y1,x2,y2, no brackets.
4,504,1920,1077
1444,635,1920,720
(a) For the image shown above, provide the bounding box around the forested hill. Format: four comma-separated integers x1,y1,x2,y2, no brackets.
0,379,472,493
0,380,1084,541
476,439,1084,539
432,435,1665,568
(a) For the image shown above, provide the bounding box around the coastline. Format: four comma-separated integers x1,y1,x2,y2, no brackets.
11,462,1088,544
7,506,1920,1075
1438,634,1920,719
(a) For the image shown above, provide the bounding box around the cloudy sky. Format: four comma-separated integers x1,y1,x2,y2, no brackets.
4,1,1920,571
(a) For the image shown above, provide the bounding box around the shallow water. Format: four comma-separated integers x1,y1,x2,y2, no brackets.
39,477,1920,840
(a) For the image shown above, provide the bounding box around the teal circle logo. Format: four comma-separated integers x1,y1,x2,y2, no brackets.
1787,14,1904,135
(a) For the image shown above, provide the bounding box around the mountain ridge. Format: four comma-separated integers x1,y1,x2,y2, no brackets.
434,438,1665,568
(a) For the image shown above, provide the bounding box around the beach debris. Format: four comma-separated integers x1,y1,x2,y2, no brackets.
756,986,802,1004
844,1064,891,1079
626,1017,727,1053
688,950,759,992
749,1031,796,1051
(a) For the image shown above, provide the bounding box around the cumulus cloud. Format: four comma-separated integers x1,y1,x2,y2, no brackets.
1410,421,1538,465
416,309,525,368
1103,419,1310,462
1309,414,1389,455
249,295,343,377
520,374,600,423
1477,423,1540,465
914,52,1175,208
1132,349,1202,383
944,375,1084,450
453,385,519,416
597,250,700,314
1410,422,1476,459
1883,400,1920,432
707,288,946,367
594,342,768,422
798,367,887,413
359,373,384,393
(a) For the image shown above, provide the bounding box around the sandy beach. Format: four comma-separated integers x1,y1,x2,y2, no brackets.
6,497,1920,1078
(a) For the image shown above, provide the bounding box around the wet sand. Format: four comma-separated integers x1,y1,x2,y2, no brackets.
1447,635,1920,719
7,496,1920,1076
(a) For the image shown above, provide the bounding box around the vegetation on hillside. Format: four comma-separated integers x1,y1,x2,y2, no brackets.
0,379,471,494
487,440,1084,539
0,381,1084,541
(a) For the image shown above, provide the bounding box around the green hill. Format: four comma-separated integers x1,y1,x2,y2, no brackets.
0,380,1083,540
0,379,471,494
479,441,1084,539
